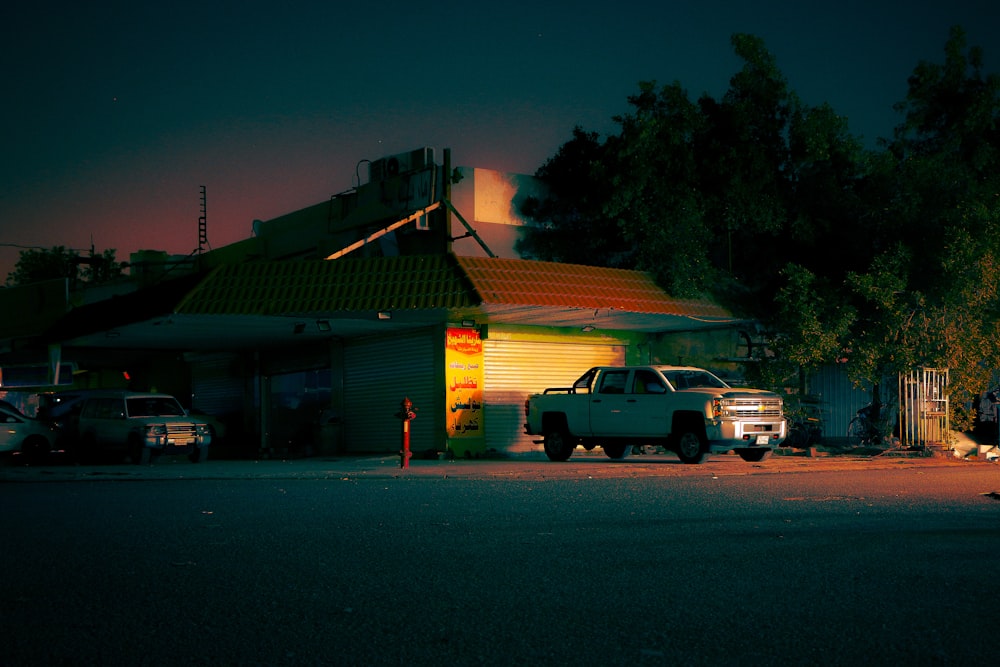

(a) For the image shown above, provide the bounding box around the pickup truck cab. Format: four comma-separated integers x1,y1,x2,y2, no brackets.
524,365,786,463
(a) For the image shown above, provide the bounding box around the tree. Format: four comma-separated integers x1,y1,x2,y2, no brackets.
770,26,1000,426
6,246,125,287
523,27,1000,415
702,35,867,309
5,246,79,287
80,248,125,284
606,80,712,297
854,29,998,407
698,35,794,278
516,126,630,266
522,33,867,306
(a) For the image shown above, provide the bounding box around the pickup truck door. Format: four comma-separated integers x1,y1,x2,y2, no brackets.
627,369,671,437
588,369,638,436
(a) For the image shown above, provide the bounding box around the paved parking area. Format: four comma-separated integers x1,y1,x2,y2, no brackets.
0,446,983,483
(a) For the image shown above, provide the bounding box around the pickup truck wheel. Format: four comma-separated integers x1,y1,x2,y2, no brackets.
675,431,708,464
543,428,574,462
737,448,772,462
603,443,630,460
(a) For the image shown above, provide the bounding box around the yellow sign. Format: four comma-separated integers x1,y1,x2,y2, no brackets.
445,328,485,454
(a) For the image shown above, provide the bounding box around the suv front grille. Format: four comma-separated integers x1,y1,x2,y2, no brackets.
167,425,198,438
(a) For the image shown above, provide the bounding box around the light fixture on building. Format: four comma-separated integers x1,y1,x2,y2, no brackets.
293,322,306,335
461,319,476,328
377,310,392,320
581,325,596,332
316,320,331,332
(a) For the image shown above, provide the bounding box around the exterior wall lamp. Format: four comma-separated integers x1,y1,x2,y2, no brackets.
316,320,331,332
377,311,392,320
581,325,596,332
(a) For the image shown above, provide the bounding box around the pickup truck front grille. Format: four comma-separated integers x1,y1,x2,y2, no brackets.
721,398,783,418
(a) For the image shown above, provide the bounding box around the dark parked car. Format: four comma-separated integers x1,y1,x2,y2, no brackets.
36,391,93,450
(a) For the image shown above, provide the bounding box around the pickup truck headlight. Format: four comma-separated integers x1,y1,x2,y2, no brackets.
712,398,741,419
713,397,784,420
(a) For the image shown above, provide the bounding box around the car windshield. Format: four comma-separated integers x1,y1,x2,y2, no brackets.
662,370,729,390
126,397,185,417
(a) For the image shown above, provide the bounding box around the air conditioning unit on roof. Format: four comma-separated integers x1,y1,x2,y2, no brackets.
368,147,435,182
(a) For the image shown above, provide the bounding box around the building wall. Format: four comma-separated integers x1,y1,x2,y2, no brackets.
448,167,545,259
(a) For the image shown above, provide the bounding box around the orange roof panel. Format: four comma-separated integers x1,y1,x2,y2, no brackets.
454,256,731,319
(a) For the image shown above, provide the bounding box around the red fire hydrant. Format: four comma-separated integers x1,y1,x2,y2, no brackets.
395,397,416,469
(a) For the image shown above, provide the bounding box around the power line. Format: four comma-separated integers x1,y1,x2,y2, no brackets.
0,243,89,252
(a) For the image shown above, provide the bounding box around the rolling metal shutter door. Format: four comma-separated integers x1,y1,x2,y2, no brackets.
190,354,244,415
343,331,438,453
483,340,625,454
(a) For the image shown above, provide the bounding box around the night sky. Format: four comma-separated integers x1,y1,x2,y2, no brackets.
2,1,998,282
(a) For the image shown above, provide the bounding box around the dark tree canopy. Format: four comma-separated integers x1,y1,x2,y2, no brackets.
6,246,124,287
520,27,1000,423
516,126,631,266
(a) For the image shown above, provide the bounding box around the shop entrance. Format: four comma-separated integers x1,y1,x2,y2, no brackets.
265,369,332,457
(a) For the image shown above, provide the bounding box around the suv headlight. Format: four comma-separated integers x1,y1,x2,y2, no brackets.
146,424,167,436
196,424,211,436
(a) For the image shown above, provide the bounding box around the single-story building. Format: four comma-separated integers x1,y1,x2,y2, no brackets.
0,148,766,458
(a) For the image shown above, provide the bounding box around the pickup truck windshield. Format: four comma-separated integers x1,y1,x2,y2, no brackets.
662,370,729,390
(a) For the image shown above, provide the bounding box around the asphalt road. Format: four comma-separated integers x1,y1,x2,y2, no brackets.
2,454,1000,666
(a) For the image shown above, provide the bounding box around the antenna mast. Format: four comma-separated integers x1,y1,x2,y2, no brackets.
198,185,208,254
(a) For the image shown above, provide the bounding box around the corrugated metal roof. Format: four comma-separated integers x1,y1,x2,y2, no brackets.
454,256,731,319
176,255,475,316
174,254,732,322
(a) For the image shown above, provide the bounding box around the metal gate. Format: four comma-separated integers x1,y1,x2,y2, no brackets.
190,354,245,416
899,368,949,447
343,330,438,453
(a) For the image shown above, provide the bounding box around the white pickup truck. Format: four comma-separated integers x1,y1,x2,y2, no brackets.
524,365,786,463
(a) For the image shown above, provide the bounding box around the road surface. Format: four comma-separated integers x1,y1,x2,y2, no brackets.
2,455,999,665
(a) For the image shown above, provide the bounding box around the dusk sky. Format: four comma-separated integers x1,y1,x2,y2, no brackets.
3,1,998,283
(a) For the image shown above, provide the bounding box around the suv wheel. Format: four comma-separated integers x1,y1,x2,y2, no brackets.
22,435,50,465
128,436,151,465
77,433,97,464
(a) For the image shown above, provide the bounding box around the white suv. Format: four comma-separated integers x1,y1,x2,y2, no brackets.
77,392,212,464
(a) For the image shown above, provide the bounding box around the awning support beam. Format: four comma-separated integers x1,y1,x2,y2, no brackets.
443,199,496,258
324,201,443,261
